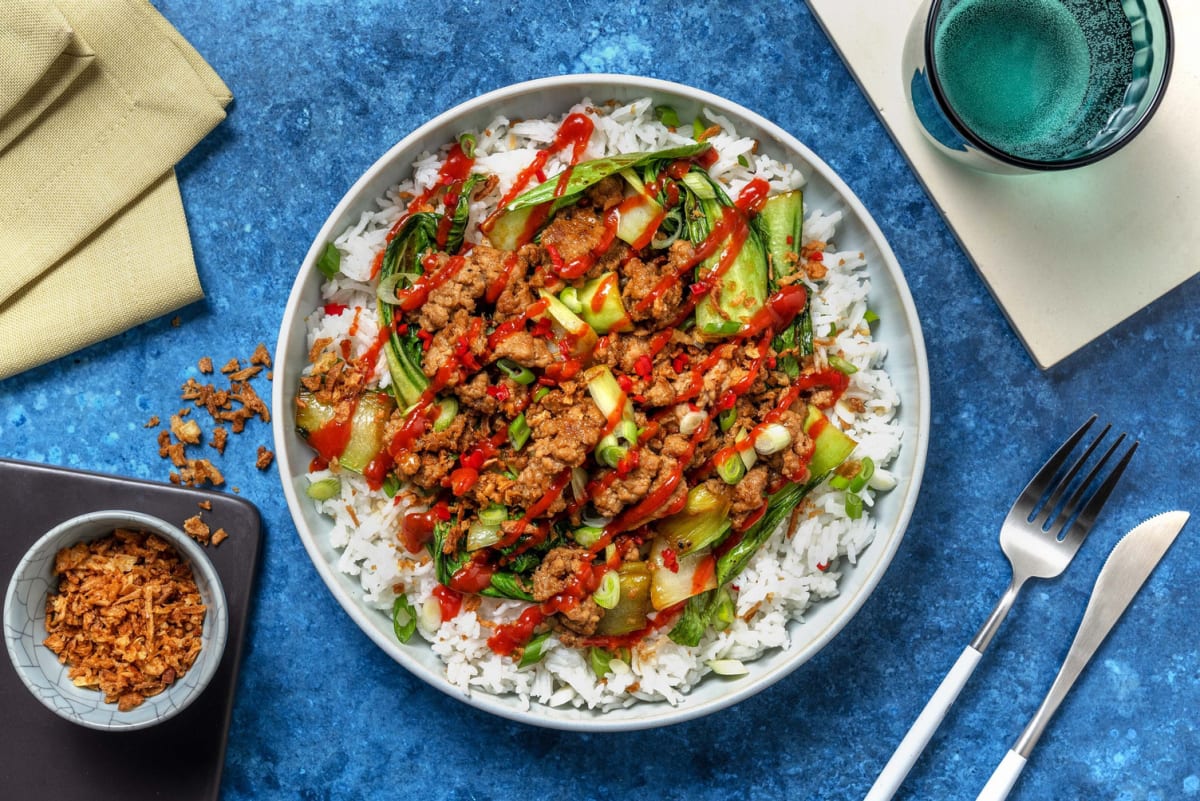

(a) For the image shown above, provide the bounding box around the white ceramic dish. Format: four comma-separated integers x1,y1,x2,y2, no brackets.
272,74,930,731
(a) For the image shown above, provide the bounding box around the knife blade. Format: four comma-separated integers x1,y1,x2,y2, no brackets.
976,510,1190,801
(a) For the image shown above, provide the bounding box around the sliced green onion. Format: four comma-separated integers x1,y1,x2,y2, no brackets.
593,571,620,609
467,520,503,551
317,241,341,280
707,658,749,676
533,386,550,403
433,396,458,431
589,646,613,678
478,503,509,525
458,132,477,158
392,595,417,643
305,477,341,500
737,154,750,168
381,474,401,498
679,409,706,436
572,526,604,548
509,413,531,451
496,358,536,385
863,309,880,325
848,457,875,493
828,355,858,375
829,473,851,490
597,443,628,469
692,117,707,140
753,423,793,456
827,323,838,337
655,105,681,128
845,491,864,520
617,419,639,447
504,465,519,480
717,452,746,485
518,631,552,668
718,407,737,432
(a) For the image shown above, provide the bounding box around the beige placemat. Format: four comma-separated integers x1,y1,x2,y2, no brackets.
808,0,1200,368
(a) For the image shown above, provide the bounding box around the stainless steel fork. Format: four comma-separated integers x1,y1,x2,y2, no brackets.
864,415,1137,801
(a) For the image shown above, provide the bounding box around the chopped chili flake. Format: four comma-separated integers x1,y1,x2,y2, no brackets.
632,394,646,404
395,323,408,334
767,356,777,369
433,502,451,522
486,384,511,402
786,235,794,244
671,353,690,373
689,280,712,297
616,374,634,393
661,547,680,573
633,354,653,378
811,251,824,262
530,317,554,339
615,449,640,476
417,329,433,351
817,561,828,572
461,449,486,471
323,303,348,316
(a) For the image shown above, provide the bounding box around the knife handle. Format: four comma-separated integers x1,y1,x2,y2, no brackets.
976,750,1027,801
864,646,983,801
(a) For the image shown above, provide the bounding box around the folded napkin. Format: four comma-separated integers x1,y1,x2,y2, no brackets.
0,0,231,381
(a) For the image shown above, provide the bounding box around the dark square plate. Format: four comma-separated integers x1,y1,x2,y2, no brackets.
0,459,261,800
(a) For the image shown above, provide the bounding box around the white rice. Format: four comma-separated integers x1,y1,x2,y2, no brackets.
304,97,902,710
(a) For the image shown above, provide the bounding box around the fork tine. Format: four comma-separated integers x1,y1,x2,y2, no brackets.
1045,431,1125,537
1057,438,1138,546
1012,414,1097,520
1035,421,1112,526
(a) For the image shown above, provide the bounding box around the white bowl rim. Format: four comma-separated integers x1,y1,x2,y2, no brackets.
272,73,931,731
3,509,229,731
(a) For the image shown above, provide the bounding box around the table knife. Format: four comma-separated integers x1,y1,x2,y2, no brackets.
976,510,1189,801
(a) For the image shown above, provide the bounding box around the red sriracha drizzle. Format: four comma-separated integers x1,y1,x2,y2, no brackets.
365,124,839,657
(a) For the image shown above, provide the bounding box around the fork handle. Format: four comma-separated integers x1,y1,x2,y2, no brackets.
864,646,983,801
975,750,1027,801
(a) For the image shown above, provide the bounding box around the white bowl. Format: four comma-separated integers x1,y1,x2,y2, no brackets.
272,74,930,731
3,510,228,731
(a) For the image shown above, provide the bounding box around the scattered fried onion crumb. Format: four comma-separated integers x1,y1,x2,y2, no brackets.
197,500,212,511
210,528,229,546
42,529,206,712
198,356,214,374
210,427,228,455
255,446,275,470
170,459,225,488
250,343,272,367
144,415,160,428
182,514,211,545
220,358,240,374
170,414,203,446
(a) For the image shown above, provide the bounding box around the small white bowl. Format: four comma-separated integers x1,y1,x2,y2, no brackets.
3,510,228,731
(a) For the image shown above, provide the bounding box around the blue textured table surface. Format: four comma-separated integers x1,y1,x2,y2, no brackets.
3,2,1198,799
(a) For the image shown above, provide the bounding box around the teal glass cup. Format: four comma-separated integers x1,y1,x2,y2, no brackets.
903,0,1174,173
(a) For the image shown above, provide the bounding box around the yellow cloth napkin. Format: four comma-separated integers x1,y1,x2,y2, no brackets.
0,0,231,380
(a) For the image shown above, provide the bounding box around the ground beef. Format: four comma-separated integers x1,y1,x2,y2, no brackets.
503,381,605,514
530,546,603,636
621,240,692,326
415,246,506,331
422,309,486,388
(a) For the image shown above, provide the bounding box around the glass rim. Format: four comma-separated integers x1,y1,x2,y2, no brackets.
923,0,1176,171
